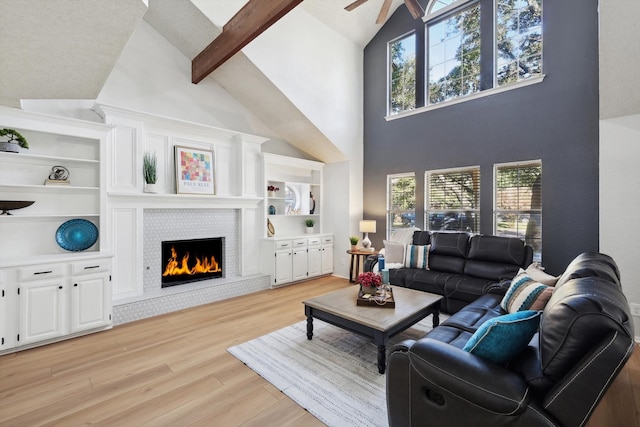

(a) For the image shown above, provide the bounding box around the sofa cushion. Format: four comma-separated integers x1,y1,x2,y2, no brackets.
430,232,470,257
443,275,507,304
463,310,542,364
463,259,521,281
501,271,554,313
383,240,405,264
467,234,527,265
554,252,621,288
411,231,431,246
393,268,450,296
404,244,429,269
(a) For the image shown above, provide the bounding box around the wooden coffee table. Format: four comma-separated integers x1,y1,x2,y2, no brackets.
303,286,442,374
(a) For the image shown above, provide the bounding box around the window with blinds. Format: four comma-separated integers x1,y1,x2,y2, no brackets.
494,160,542,261
387,173,416,238
425,167,480,232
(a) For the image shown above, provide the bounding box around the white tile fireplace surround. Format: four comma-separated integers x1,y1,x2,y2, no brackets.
112,209,269,324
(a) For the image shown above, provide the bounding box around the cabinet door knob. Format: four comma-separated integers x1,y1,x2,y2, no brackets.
74,283,78,287
58,286,63,289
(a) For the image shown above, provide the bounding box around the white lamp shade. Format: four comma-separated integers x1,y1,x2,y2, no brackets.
359,220,376,233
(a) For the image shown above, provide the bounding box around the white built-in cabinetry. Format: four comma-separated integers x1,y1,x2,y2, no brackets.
261,235,334,287
0,105,113,354
260,153,333,287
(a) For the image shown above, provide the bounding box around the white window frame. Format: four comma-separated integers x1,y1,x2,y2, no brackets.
388,31,417,116
387,172,416,239
493,159,542,261
386,0,545,120
425,166,481,233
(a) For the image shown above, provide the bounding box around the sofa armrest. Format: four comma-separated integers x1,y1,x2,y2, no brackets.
486,278,512,295
397,338,531,414
363,255,378,272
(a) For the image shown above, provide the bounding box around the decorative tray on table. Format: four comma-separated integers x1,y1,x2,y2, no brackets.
357,287,395,308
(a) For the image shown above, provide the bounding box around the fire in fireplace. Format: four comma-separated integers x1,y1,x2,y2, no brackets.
161,237,224,287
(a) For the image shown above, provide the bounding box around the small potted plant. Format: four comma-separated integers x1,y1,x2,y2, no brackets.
349,236,359,250
0,128,29,153
143,151,158,193
305,218,315,233
267,185,279,197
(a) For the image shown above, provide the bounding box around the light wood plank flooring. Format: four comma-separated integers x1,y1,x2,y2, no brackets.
0,276,638,426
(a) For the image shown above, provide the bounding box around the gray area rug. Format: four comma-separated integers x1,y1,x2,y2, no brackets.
228,314,441,427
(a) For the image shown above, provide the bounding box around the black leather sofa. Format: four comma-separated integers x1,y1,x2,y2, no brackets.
386,252,635,427
366,231,533,313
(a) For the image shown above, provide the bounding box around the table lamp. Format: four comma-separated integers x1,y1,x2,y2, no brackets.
359,220,376,249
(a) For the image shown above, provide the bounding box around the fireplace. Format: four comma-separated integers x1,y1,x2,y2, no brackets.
161,237,224,287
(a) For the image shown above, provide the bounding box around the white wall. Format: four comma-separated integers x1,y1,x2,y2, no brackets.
600,114,640,339
240,7,365,270
97,20,274,137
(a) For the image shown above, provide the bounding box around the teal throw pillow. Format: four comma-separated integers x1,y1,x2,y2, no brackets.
462,310,541,364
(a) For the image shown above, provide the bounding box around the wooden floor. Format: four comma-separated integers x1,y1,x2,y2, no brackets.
0,276,638,426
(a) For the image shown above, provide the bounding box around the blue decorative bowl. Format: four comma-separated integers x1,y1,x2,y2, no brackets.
55,219,98,251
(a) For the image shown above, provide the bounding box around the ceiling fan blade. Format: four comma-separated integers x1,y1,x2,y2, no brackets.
376,0,393,24
404,0,425,19
344,0,369,11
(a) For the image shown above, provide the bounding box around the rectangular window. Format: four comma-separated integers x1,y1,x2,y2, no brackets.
427,3,481,105
496,0,543,86
425,167,480,232
389,33,417,115
494,160,542,261
387,173,416,238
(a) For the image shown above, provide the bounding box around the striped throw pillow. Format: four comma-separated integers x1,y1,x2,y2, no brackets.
404,244,429,269
500,271,554,313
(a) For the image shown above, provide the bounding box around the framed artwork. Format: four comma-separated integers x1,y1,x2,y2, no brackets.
175,146,215,195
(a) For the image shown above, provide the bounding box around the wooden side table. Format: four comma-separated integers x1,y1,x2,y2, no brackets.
346,249,379,283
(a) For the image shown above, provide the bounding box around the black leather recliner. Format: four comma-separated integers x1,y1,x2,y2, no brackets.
386,252,635,426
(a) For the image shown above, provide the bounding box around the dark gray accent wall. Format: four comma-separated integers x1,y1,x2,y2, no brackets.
363,0,599,275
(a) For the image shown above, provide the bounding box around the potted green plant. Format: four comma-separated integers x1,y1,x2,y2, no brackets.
305,218,315,234
143,151,158,193
0,128,29,153
349,236,359,250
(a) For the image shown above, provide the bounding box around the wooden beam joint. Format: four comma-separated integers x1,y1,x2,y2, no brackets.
192,0,303,84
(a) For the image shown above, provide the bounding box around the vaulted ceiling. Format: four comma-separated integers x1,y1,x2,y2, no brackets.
0,0,406,161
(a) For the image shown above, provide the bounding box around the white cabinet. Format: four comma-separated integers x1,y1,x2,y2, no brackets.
292,239,308,282
0,255,112,354
307,236,322,278
321,235,334,275
70,258,111,333
274,247,293,285
19,276,67,345
71,273,111,333
261,235,333,287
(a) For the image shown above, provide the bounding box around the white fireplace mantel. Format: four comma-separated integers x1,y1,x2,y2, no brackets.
99,105,269,306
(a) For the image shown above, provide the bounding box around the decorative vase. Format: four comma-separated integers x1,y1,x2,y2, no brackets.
360,285,378,295
350,244,358,251
144,183,157,193
306,226,314,234
0,142,20,153
268,191,276,198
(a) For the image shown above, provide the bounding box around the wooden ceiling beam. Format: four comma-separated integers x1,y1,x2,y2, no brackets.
404,0,425,20
192,0,303,84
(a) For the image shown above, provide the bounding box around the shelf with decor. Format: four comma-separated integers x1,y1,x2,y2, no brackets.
0,106,110,260
262,153,324,240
